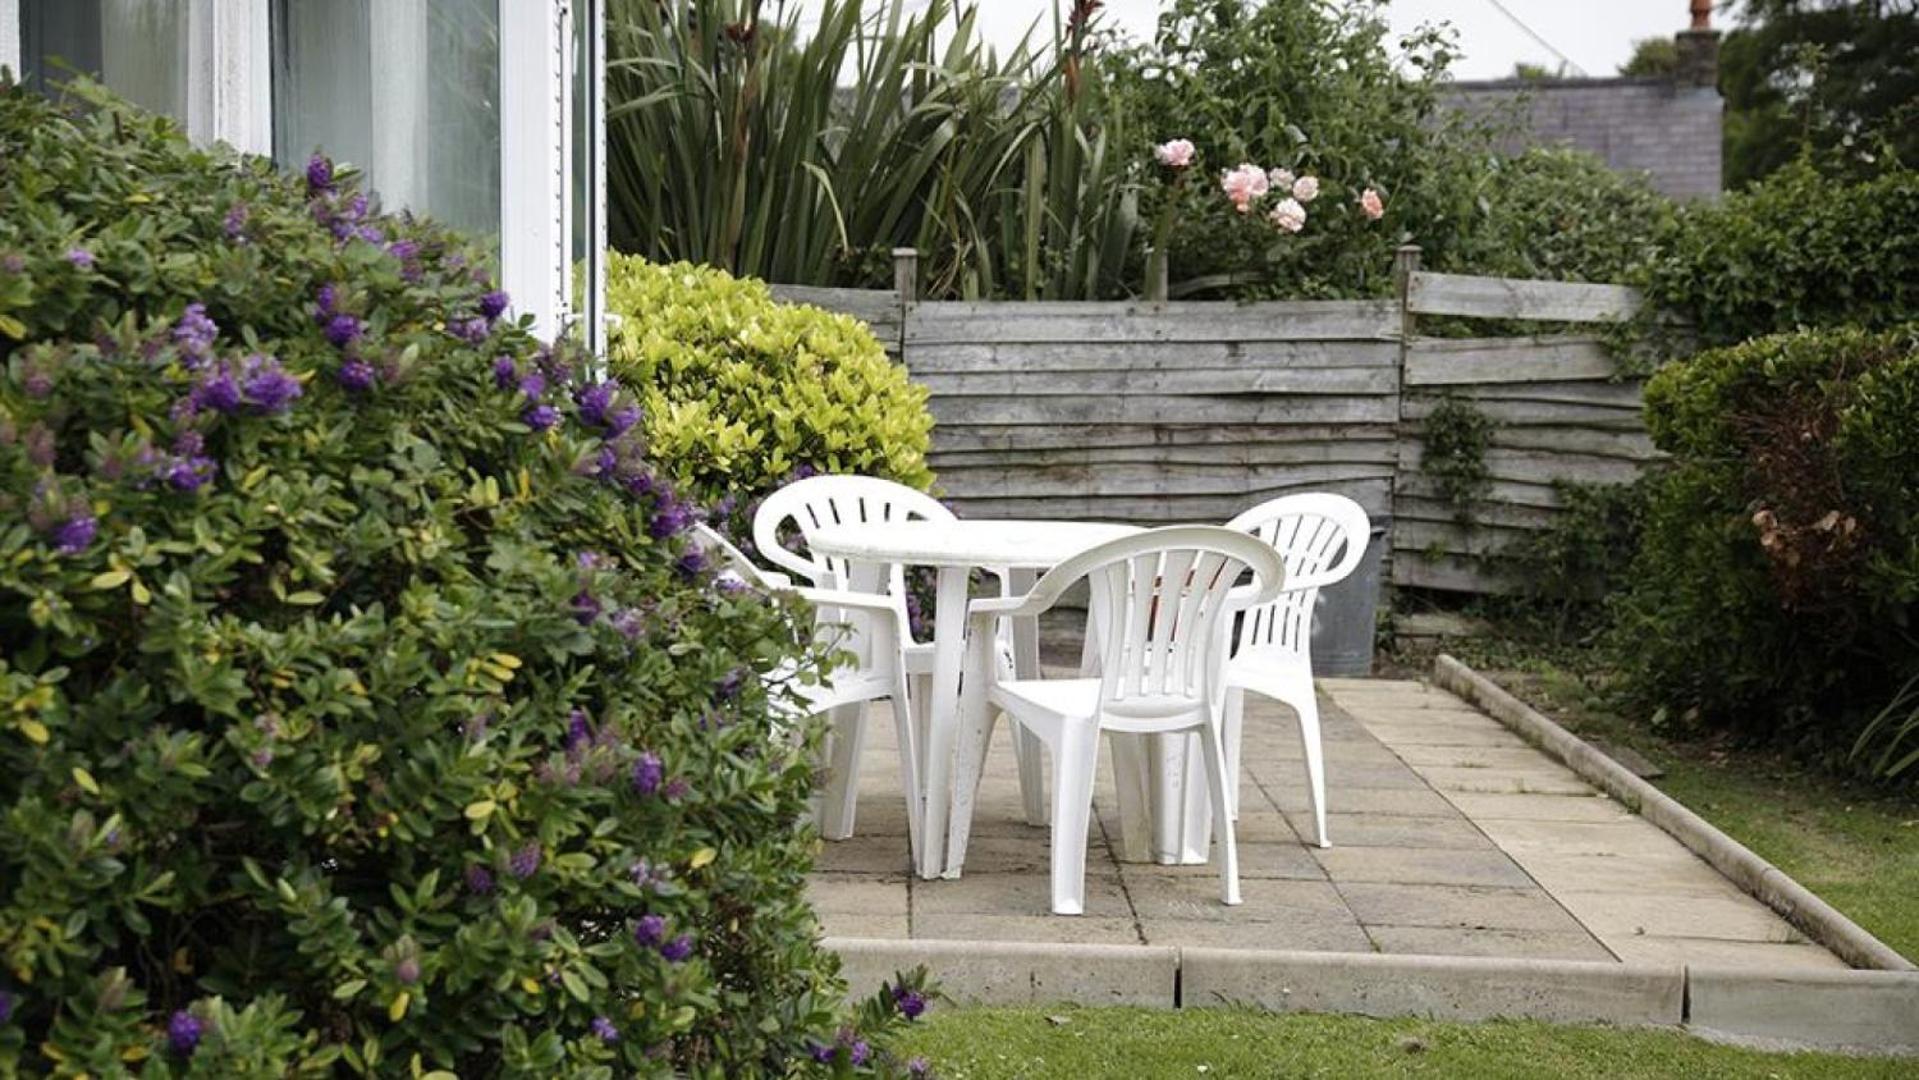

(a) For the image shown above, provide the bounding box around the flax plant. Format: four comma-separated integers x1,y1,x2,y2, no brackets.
606,0,1142,299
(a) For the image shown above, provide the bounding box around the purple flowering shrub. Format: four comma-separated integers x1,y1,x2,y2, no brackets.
0,81,914,1076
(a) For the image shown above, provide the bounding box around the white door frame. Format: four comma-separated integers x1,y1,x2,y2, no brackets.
2,0,605,347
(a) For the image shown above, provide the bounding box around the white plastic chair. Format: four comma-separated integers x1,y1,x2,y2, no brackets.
1200,494,1372,850
752,474,1041,836
947,527,1285,915
691,524,924,852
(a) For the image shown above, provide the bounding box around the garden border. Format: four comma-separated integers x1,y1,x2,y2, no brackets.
825,937,1919,1055
1429,653,1914,973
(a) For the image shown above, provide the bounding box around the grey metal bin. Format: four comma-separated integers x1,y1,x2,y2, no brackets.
1307,520,1388,677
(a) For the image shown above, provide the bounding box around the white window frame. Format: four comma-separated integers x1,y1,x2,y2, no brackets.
2,0,606,348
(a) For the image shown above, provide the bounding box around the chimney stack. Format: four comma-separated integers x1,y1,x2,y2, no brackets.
1676,0,1720,88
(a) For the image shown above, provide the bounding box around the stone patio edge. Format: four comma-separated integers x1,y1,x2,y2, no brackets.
823,937,1919,1054
1430,653,1916,974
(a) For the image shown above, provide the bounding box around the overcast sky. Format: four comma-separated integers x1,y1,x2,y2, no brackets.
954,1,1696,81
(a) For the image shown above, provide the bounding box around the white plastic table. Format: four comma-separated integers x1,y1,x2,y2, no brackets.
808,519,1140,879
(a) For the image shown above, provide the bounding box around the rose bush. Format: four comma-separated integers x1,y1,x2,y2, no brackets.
0,80,927,1076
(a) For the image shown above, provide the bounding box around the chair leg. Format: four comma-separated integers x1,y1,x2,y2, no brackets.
1293,691,1330,849
888,683,923,859
1198,721,1241,907
1048,725,1101,916
817,703,866,841
1223,686,1246,820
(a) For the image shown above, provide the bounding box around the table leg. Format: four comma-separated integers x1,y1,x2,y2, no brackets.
1006,568,1047,826
943,609,997,878
916,566,971,879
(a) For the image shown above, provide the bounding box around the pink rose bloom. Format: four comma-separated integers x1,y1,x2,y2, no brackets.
1291,175,1320,203
1221,163,1270,214
1269,197,1307,233
1267,167,1295,190
1359,187,1385,220
1155,139,1197,169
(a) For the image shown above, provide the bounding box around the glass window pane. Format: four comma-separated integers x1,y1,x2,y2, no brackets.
22,0,189,120
271,0,501,243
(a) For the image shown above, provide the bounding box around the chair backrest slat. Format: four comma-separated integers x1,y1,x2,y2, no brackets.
753,474,953,593
1226,494,1371,659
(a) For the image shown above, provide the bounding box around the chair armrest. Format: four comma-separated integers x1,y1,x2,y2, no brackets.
967,593,1050,620
795,586,908,617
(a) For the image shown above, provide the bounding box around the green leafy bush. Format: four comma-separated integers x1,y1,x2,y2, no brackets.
1635,162,1919,349
1608,325,1919,773
603,254,934,506
0,81,920,1075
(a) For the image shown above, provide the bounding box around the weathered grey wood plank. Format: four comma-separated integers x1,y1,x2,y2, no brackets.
1393,519,1532,559
1393,496,1561,532
1489,426,1663,461
1397,444,1648,487
908,341,1401,373
1400,396,1644,428
1395,474,1566,510
904,300,1399,344
1406,272,1642,323
937,462,1394,500
1391,553,1518,594
948,477,1394,525
917,366,1399,397
933,423,1399,453
1405,335,1621,386
932,440,1398,469
930,394,1399,426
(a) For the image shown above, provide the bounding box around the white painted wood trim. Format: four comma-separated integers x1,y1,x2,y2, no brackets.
0,0,20,81
499,0,569,340
184,0,270,154
587,0,607,356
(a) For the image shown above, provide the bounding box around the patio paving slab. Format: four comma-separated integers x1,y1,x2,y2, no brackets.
1366,925,1616,962
805,678,1857,977
1335,882,1594,934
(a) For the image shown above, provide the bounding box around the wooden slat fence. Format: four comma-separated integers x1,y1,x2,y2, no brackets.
770,249,1662,596
1393,260,1659,594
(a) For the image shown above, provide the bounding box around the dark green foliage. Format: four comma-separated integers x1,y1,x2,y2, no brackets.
1507,479,1650,641
1608,326,1919,773
1418,397,1494,521
1431,150,1674,288
0,80,913,1076
1720,0,1919,188
1634,162,1919,350
1101,0,1469,299
1618,37,1680,77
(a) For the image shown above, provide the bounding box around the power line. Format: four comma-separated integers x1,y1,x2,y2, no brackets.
1482,0,1589,77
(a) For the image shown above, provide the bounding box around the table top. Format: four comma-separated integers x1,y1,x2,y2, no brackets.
808,519,1143,570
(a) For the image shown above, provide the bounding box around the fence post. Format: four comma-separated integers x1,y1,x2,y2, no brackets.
1145,248,1170,303
891,247,918,364
1385,245,1422,623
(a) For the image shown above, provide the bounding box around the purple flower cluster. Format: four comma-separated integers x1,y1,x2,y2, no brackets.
65,247,95,270
591,1016,619,1043
223,202,249,242
172,303,218,364
164,432,216,492
575,379,640,437
508,841,542,879
167,1010,202,1055
631,915,692,963
338,359,377,394
395,957,421,985
54,514,97,556
810,1028,871,1067
631,751,663,796
306,154,333,195
632,913,666,948
891,982,928,1019
449,316,490,345
187,354,301,416
324,313,363,348
465,864,495,896
479,289,510,321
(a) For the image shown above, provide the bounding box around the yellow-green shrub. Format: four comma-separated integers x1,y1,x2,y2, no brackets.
605,255,933,503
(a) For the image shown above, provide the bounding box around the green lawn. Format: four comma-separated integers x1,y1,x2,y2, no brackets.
1472,658,1919,962
896,1007,1909,1079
